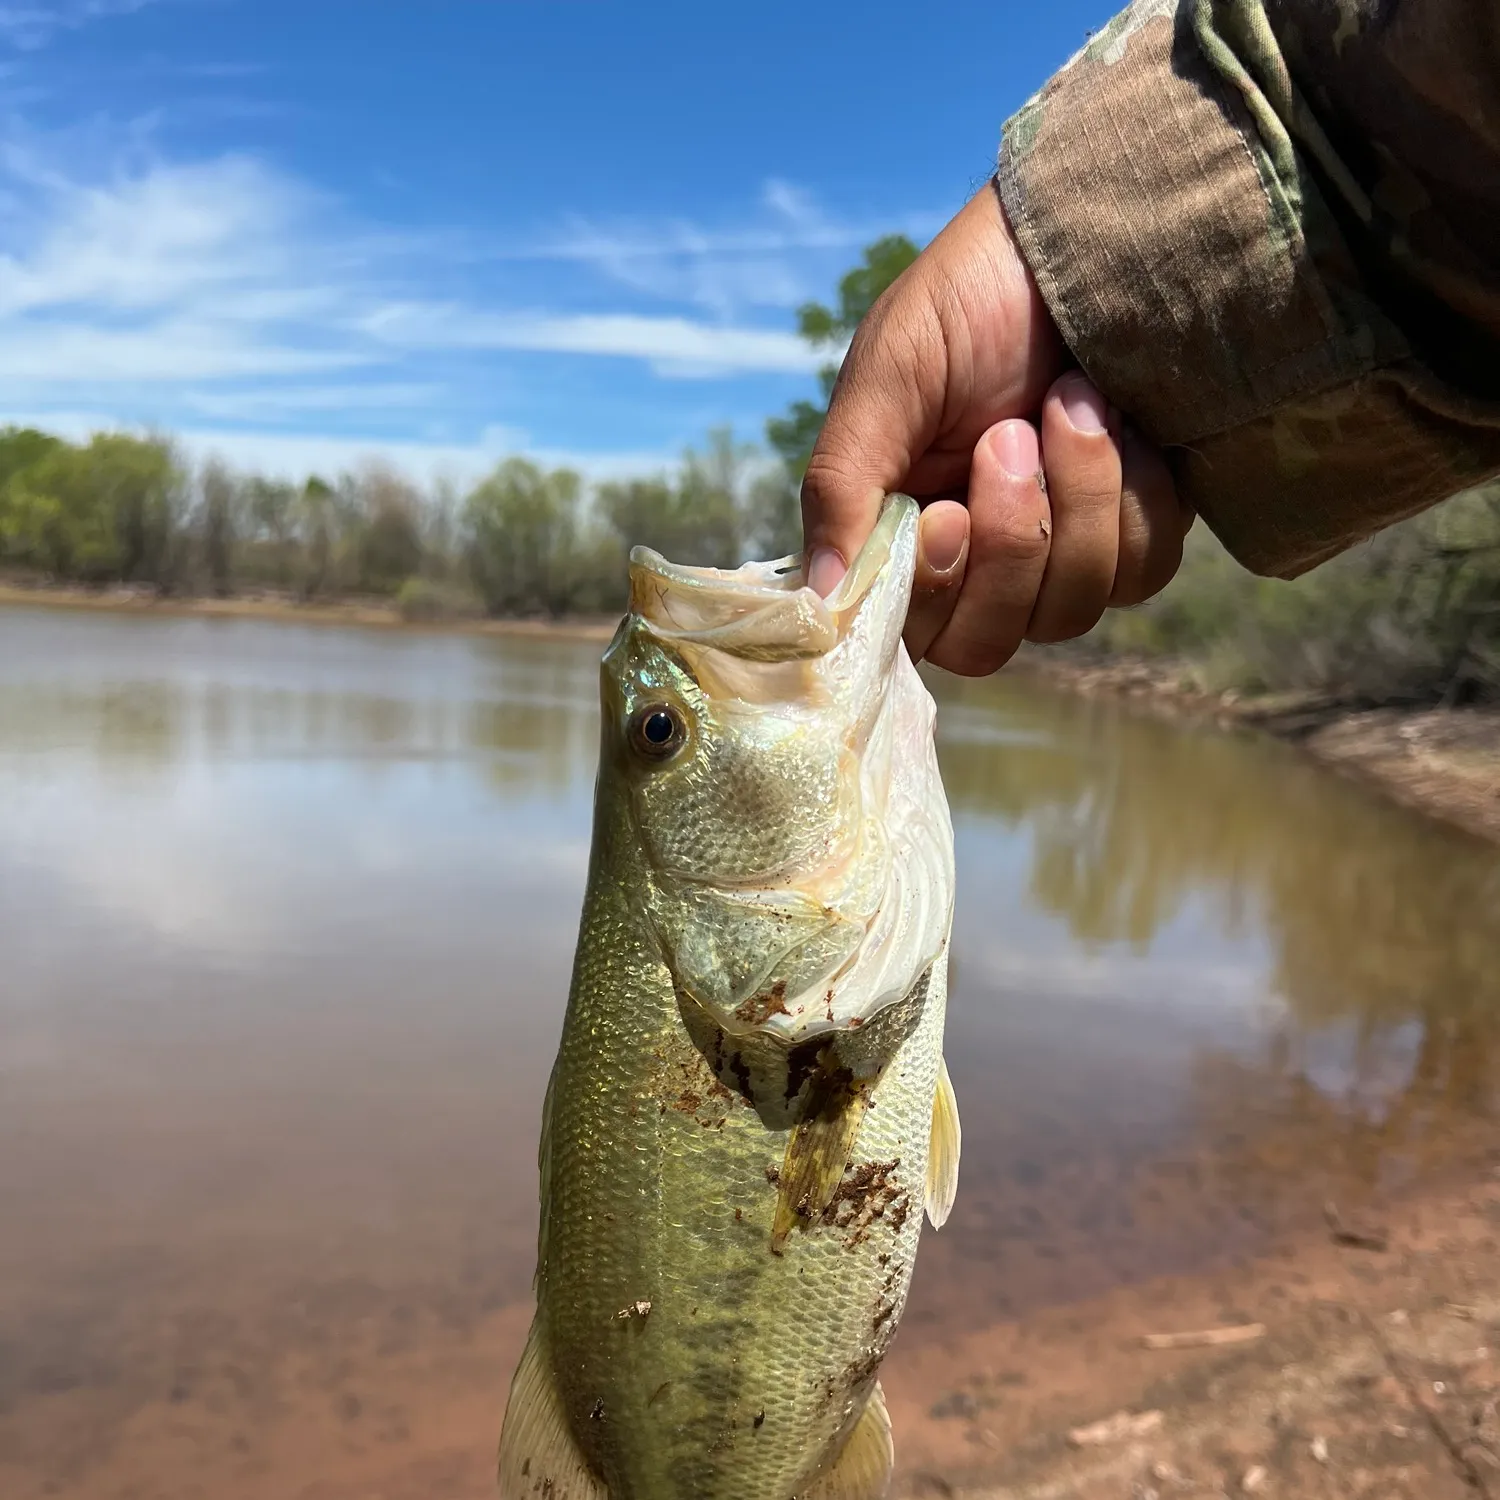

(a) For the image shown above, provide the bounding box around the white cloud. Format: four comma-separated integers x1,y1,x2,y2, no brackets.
0,319,361,380
512,180,937,318
0,86,927,471
0,152,326,316
0,0,164,50
178,382,446,420
0,132,835,396
173,425,681,488
359,304,825,376
0,407,681,487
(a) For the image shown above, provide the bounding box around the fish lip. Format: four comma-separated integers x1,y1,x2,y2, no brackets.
625,494,917,652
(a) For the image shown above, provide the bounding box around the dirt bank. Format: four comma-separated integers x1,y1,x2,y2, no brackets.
0,580,620,643
885,1158,1500,1498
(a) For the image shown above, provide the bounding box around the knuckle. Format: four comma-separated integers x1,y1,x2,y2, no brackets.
980,510,1052,568
970,480,1053,568
1027,599,1106,646
928,628,1018,678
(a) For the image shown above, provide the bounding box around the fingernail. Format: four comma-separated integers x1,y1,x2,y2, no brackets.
1060,376,1108,434
919,506,967,575
807,546,847,598
995,419,1040,478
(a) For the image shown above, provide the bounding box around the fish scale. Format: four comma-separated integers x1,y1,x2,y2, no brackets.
499,496,958,1500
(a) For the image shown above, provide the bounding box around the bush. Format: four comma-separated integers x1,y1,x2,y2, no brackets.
1089,483,1500,705
394,577,484,623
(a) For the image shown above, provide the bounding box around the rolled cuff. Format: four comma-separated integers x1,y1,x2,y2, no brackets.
995,0,1500,576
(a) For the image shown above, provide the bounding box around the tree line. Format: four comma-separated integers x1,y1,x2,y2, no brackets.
1,222,1496,706
0,424,803,622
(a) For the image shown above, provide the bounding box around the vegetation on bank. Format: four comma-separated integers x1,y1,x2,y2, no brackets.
0,424,802,624
1090,486,1500,706
0,225,1496,707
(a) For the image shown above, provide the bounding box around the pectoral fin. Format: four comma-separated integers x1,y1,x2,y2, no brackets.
924,1058,961,1230
800,1381,894,1500
497,1318,608,1500
773,1052,869,1251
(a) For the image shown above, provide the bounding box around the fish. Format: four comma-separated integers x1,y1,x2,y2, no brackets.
497,493,959,1500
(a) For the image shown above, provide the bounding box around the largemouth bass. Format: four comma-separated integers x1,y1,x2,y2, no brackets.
498,494,959,1500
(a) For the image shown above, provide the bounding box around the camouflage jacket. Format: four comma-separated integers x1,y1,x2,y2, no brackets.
998,0,1500,578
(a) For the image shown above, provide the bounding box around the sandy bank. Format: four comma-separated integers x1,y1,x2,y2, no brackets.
0,580,620,643
884,1158,1500,1498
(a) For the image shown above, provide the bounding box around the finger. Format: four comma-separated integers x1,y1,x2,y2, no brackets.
801,276,947,596
904,501,970,663
1110,428,1192,607
801,185,1061,596
924,420,1052,677
1026,373,1122,644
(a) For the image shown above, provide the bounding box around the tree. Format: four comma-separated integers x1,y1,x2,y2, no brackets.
354,465,424,594
244,475,298,586
597,428,751,571
298,476,335,598
766,234,920,480
200,461,239,597
0,432,181,585
464,458,582,616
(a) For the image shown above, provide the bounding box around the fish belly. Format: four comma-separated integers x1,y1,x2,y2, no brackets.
525,883,948,1500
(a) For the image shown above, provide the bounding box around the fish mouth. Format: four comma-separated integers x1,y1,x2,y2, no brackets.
626,493,918,663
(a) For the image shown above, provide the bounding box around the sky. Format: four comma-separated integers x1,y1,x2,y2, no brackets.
0,0,1115,487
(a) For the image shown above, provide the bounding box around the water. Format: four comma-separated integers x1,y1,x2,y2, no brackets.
2,604,1497,1498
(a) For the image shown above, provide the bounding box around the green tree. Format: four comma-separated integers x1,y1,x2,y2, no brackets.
597,428,750,570
354,465,424,594
0,427,63,490
199,460,239,597
298,476,335,598
766,234,920,481
244,475,298,586
0,433,181,585
742,466,802,559
464,458,582,615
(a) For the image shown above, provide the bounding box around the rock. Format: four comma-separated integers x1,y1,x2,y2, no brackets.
1067,1409,1164,1447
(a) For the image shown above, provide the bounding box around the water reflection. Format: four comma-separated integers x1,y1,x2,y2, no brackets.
1,604,1497,1498
930,670,1500,1190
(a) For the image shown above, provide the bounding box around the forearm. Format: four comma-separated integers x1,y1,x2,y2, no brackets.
997,0,1500,577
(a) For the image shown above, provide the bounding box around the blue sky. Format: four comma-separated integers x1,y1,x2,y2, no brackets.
0,0,1114,486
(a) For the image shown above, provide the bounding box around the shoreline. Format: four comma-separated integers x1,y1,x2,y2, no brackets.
883,1150,1500,1498
1010,649,1500,849
0,580,621,643
3,582,1496,847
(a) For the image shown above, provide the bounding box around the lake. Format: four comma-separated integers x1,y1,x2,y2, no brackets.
2,603,1497,1498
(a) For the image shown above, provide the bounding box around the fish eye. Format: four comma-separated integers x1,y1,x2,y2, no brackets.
628,703,688,762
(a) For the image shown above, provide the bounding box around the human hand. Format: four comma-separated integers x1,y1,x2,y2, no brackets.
801,183,1193,676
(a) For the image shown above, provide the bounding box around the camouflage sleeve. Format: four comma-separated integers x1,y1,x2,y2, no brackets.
996,0,1500,578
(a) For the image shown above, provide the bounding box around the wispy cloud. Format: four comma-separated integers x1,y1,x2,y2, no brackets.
358,305,823,377
0,0,166,51
3,407,685,487
513,179,937,317
0,129,835,396
0,74,926,473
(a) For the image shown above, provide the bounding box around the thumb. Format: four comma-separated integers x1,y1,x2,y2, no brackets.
799,286,946,596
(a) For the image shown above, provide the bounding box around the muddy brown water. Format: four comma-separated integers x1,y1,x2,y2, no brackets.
2,604,1498,1498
